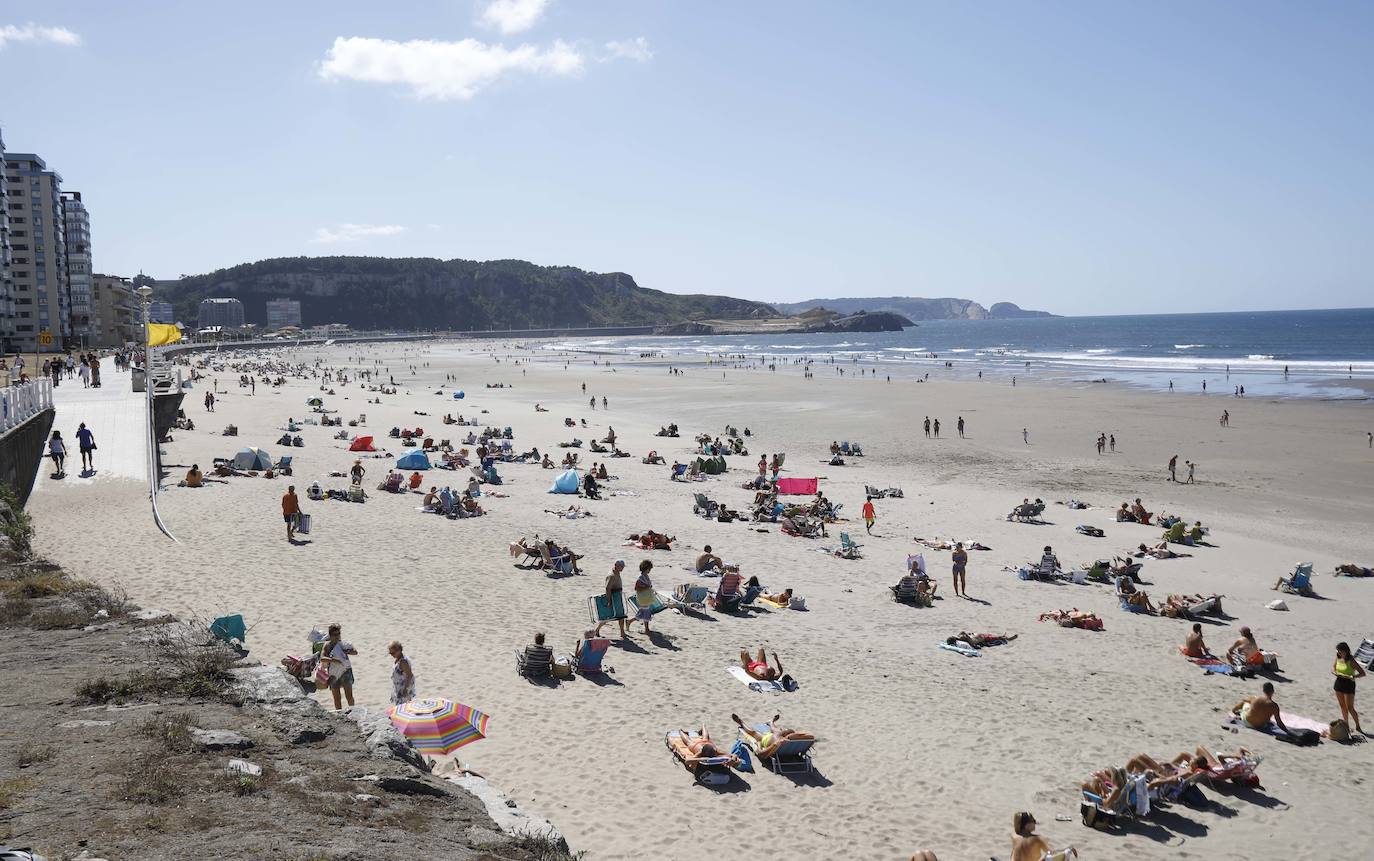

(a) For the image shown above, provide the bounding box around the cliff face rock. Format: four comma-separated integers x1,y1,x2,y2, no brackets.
987,302,1055,319
159,257,777,331
807,310,914,332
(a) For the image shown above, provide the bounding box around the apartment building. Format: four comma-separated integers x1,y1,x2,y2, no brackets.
198,297,244,329
92,274,140,347
4,153,69,353
0,128,15,352
266,298,302,330
61,191,96,346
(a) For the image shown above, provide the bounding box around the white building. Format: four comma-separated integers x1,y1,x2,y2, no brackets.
61,191,97,347
3,152,70,352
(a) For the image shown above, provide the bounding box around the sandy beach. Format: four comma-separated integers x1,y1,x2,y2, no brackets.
27,340,1374,861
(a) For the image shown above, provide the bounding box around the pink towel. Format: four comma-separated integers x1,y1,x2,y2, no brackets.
776,477,818,495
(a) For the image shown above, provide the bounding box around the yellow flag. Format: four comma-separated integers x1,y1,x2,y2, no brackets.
147,323,182,346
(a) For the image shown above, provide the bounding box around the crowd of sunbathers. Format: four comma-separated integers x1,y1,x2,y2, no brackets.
1081,743,1261,827
509,536,583,574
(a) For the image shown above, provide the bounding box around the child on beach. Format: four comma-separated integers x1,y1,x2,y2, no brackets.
863,497,876,535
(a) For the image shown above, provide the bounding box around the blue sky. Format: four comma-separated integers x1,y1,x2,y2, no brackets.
2,1,1370,315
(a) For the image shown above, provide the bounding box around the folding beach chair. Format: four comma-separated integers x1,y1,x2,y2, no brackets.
741,723,817,774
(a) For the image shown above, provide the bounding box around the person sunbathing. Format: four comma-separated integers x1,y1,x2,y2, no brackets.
763,588,793,605
696,546,725,573
678,728,725,760
741,647,784,681
1336,563,1373,577
1011,811,1077,861
423,487,440,508
1180,623,1210,658
183,465,204,487
730,712,813,758
1117,575,1156,613
1226,626,1266,669
460,493,483,516
1038,609,1101,628
1116,503,1137,522
1189,745,1257,772
1232,683,1291,733
541,454,555,469
953,631,1017,648
1135,541,1191,559
1160,593,1206,618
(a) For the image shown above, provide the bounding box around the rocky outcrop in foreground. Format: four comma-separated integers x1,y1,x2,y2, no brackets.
0,507,571,861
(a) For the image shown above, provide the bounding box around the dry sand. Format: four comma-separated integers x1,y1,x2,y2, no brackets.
27,341,1374,860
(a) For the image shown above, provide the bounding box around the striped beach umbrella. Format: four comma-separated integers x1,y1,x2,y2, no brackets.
387,698,490,755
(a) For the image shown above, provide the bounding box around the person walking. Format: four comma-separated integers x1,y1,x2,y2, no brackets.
205,391,215,412
957,416,965,438
594,560,630,639
633,560,655,636
48,430,67,478
388,641,416,706
1109,434,1116,452
952,542,968,598
320,623,357,710
923,416,931,438
75,422,96,472
932,418,940,438
1096,434,1105,455
1333,641,1365,735
282,484,301,541
1022,428,1029,445
862,496,876,535
1186,460,1196,484
78,357,90,388
1168,455,1178,482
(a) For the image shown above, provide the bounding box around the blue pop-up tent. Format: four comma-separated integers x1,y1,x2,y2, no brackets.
548,468,580,494
397,450,432,470
453,391,465,399
232,447,273,470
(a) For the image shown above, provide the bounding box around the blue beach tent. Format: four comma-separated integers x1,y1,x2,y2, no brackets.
397,450,432,470
548,468,580,494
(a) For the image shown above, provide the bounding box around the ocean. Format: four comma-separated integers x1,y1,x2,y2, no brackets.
539,308,1374,400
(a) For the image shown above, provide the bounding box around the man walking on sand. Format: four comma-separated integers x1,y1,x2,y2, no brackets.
205,391,215,412
957,416,965,438
863,496,876,535
1186,460,1196,484
1022,428,1029,445
1168,455,1178,482
283,485,301,541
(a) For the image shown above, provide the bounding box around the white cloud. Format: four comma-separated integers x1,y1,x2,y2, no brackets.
0,23,82,49
478,0,549,35
311,223,408,244
318,36,582,101
603,37,652,63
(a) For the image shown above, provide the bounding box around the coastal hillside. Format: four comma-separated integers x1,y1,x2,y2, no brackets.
771,296,1056,320
158,257,777,330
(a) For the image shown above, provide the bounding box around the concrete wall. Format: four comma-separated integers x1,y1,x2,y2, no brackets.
0,408,55,505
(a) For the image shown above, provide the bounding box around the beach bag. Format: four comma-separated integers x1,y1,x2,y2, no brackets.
313,661,331,688
788,595,807,611
551,657,573,680
296,513,312,535
1329,719,1351,742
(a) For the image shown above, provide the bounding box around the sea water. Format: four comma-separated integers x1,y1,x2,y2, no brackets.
538,308,1374,400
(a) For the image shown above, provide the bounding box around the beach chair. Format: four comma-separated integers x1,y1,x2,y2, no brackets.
740,723,816,774
864,484,886,499
1201,754,1262,787
890,577,928,606
662,585,711,618
273,455,293,475
587,591,627,625
347,485,365,503
1276,563,1316,596
515,644,554,679
665,730,737,786
692,493,718,518
1007,501,1046,522
574,638,610,674
627,591,669,618
1081,775,1147,829
539,544,574,576
837,532,862,559
382,473,403,493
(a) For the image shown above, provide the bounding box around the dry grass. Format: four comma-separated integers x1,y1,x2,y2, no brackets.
15,742,54,768
137,712,195,753
117,754,181,805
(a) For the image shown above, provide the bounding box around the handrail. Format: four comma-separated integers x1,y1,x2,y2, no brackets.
0,379,54,437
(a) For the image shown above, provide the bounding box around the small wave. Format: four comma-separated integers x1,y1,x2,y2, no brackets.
1084,348,1116,354
1248,354,1275,360
1174,344,1205,350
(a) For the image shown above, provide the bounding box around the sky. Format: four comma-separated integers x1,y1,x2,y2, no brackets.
1,1,1371,316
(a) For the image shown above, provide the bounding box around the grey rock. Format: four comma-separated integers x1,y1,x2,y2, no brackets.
372,773,450,797
231,665,310,704
191,728,253,750
58,719,113,729
449,774,569,853
349,707,429,772
352,793,381,803
226,758,262,777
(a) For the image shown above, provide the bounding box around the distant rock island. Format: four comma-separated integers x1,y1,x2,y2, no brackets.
656,308,913,336
772,296,1055,320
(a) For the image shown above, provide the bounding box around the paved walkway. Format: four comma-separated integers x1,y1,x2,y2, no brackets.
28,367,148,497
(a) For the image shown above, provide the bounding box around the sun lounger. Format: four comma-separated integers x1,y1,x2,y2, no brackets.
516,644,554,679
626,591,669,617
587,592,626,624
1355,639,1374,671
665,730,737,785
1276,563,1316,596
939,642,980,657
834,532,862,559
739,722,817,774
1007,501,1047,522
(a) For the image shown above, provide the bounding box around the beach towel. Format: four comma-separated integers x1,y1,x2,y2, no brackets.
939,642,980,657
726,665,784,693
757,596,789,610
1226,713,1329,739
775,477,818,495
1187,656,1234,675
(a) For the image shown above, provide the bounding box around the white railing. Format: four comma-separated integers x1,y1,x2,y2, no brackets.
0,379,54,435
